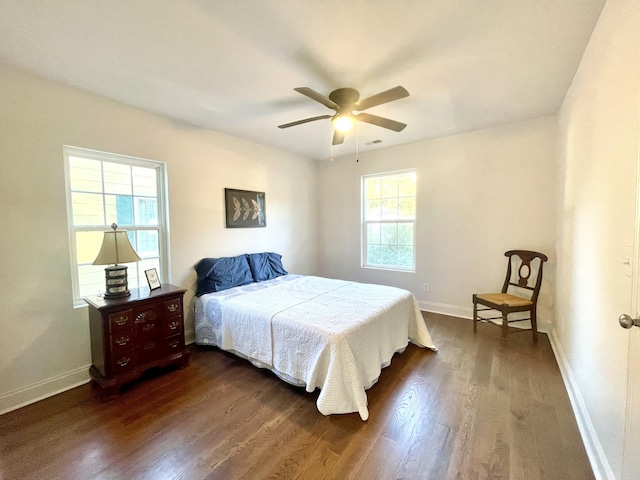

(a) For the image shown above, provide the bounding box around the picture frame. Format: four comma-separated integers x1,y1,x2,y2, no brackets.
225,188,266,228
145,268,161,290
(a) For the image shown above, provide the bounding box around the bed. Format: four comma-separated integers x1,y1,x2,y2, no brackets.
193,253,437,420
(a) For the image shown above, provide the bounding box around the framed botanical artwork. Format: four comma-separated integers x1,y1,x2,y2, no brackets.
145,268,161,290
225,188,266,228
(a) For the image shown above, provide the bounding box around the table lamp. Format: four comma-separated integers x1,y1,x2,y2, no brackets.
93,223,141,298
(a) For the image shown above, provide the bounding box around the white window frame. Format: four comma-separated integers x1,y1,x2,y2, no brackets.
63,146,171,306
361,169,416,272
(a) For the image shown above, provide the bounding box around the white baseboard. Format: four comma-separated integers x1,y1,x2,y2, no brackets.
547,328,615,480
0,365,91,415
418,300,474,319
418,300,552,333
185,329,195,345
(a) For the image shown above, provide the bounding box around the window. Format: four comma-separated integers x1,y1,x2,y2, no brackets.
362,170,416,271
64,146,169,305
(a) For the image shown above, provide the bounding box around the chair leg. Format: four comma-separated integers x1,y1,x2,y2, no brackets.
501,306,509,340
473,297,478,333
531,306,539,342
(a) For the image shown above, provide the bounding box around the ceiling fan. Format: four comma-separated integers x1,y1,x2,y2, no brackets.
278,86,409,145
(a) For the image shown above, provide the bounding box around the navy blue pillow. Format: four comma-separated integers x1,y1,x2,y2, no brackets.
246,252,288,282
194,255,254,296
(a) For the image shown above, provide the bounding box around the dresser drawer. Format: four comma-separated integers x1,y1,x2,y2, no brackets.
163,297,182,317
165,334,184,354
108,309,133,334
163,316,183,338
139,339,162,365
110,332,134,356
109,350,137,375
136,318,160,340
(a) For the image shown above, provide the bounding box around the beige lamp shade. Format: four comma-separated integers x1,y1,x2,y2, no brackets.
93,224,141,266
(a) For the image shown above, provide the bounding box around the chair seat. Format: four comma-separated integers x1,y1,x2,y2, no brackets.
475,293,533,307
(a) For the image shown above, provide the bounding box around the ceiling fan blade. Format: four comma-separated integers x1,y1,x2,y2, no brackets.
354,86,409,111
356,112,407,132
278,115,332,129
332,130,345,145
294,87,339,110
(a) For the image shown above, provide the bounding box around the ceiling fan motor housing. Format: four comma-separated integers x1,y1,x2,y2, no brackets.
329,88,360,108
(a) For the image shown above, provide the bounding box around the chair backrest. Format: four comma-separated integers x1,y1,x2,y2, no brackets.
501,250,548,302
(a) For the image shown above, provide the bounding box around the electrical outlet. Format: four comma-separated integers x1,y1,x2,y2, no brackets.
423,283,430,292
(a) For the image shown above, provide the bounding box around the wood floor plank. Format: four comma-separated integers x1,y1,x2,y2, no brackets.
0,313,594,480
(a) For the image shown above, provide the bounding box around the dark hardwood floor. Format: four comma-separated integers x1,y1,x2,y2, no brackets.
0,313,593,480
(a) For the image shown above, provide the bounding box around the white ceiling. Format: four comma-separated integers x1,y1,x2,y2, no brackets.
0,0,605,160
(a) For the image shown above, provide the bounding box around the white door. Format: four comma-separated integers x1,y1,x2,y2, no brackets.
622,117,640,479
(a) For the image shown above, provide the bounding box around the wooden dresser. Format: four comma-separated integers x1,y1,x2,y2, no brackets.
85,283,190,400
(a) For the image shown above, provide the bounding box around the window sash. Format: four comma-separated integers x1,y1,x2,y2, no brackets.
362,219,416,271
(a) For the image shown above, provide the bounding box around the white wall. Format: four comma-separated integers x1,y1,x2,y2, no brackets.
0,66,320,413
318,117,557,325
555,0,640,478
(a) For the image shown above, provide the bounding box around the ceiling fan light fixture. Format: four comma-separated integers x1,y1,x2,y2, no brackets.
333,114,354,132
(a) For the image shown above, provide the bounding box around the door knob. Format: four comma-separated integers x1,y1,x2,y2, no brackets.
619,314,640,329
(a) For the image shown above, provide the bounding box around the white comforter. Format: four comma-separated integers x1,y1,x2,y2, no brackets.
194,275,436,420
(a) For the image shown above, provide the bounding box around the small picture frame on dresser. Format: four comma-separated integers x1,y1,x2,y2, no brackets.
145,268,161,290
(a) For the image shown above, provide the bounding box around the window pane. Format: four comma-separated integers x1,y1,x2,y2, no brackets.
105,194,134,226
380,223,398,245
367,244,381,265
379,245,398,266
135,197,158,225
398,197,416,220
76,231,104,264
381,198,399,220
381,177,398,198
367,223,380,244
365,200,381,221
135,230,159,258
397,246,414,267
398,173,416,196
103,163,132,195
133,166,157,197
364,178,381,200
397,223,414,245
138,258,161,275
78,264,108,298
71,192,104,225
69,157,102,193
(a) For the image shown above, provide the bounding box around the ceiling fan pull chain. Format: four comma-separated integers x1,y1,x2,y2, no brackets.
356,122,359,163
329,122,334,162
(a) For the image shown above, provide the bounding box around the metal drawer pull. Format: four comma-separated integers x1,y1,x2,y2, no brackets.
169,321,179,330
115,336,129,346
115,316,128,326
144,342,155,350
169,341,179,348
168,304,178,313
117,357,131,367
142,323,155,331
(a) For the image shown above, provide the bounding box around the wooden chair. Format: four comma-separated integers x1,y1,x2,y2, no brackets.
472,250,548,342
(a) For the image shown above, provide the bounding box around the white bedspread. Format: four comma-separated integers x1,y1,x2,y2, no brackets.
194,275,436,420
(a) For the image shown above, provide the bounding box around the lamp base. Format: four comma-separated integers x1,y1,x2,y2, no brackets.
103,265,131,298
